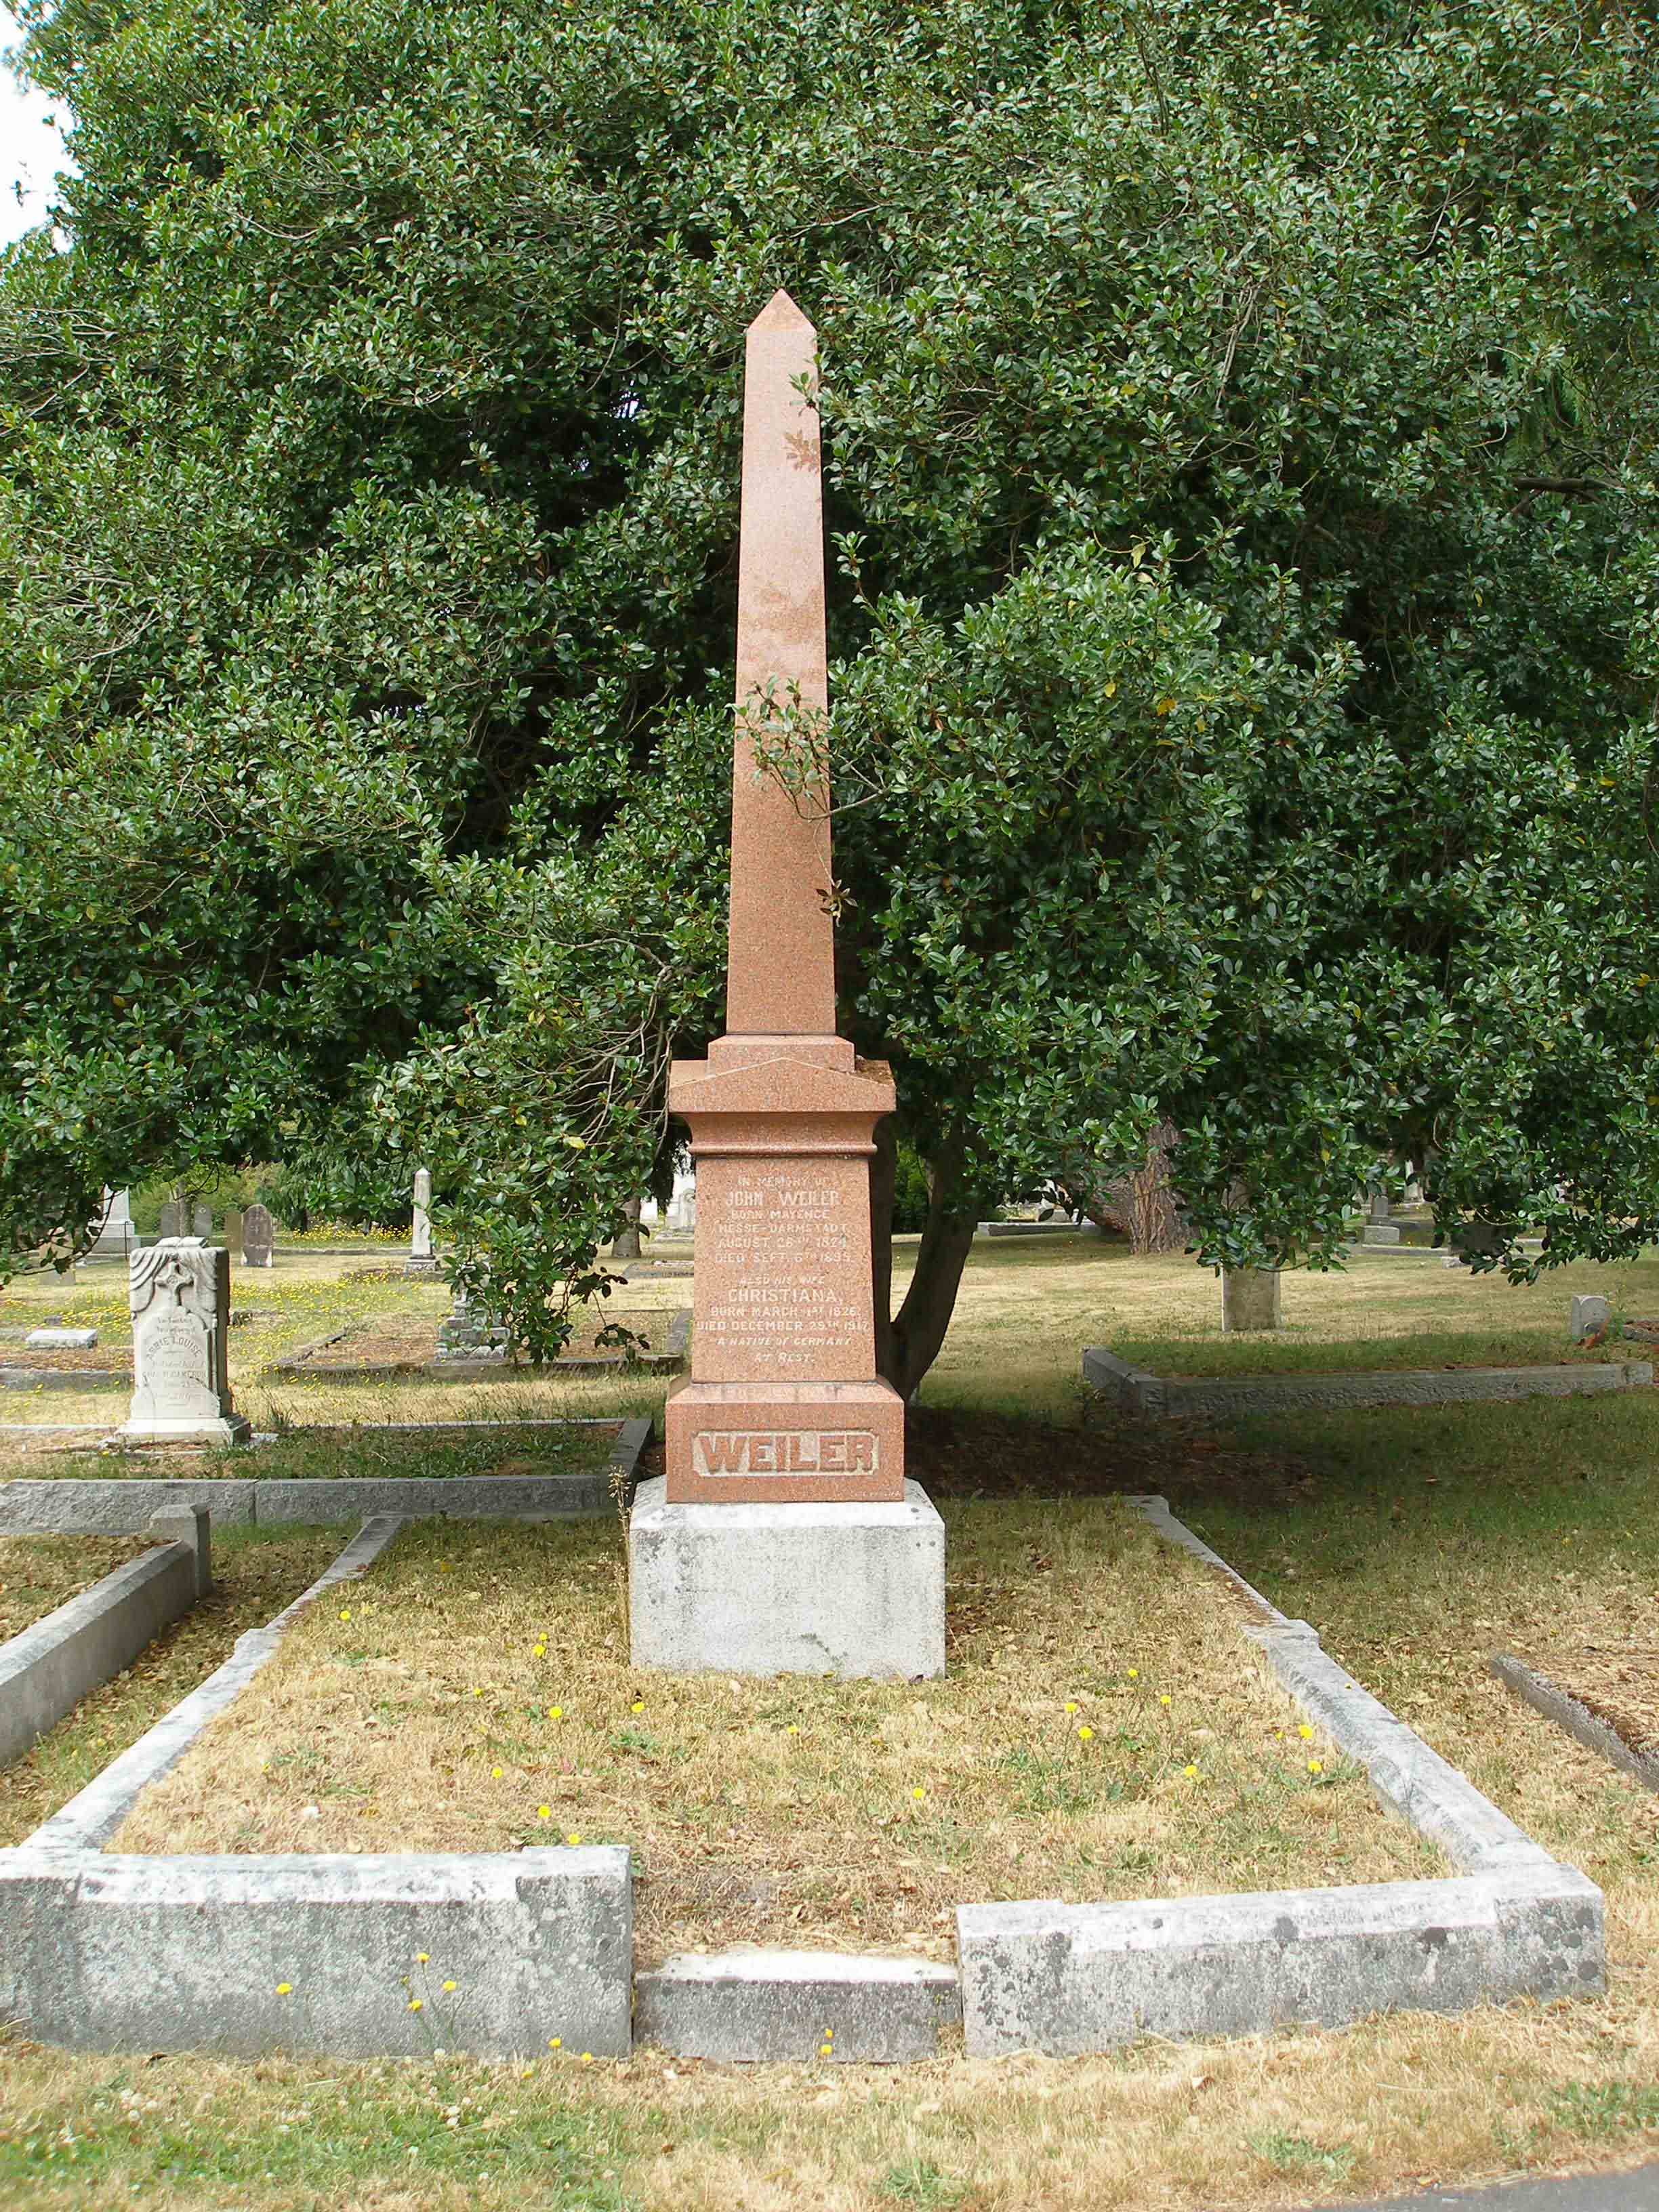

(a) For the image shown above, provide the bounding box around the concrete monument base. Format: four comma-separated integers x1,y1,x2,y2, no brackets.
628,1475,944,1679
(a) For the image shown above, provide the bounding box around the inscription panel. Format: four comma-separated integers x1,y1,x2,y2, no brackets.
692,1429,879,1479
693,1155,875,1382
133,1307,220,1420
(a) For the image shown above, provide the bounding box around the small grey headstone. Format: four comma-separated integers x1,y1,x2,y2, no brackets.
223,1206,243,1253
242,1204,274,1268
26,1326,98,1350
157,1200,185,1240
191,1202,213,1240
1571,1294,1611,1341
1362,1223,1401,1245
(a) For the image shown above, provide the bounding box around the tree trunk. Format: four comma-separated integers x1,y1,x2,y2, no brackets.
611,1194,642,1261
872,1124,977,1402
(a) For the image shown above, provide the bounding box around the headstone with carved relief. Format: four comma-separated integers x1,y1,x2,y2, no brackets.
121,1240,250,1444
405,1168,438,1277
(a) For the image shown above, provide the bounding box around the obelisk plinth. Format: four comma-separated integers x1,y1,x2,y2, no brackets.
661,290,907,1507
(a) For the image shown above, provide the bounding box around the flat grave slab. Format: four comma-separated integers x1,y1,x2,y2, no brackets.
1084,1343,1652,1420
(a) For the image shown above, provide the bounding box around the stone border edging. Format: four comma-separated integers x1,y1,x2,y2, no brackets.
636,1950,961,2062
0,1482,1603,2066
1083,1345,1652,1421
0,1417,652,1532
26,1515,407,1852
951,1495,1603,2057
1492,1652,1659,1795
0,1847,632,2058
0,1540,201,1769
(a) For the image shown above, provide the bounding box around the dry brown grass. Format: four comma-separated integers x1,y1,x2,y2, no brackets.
0,1533,152,1639
115,1501,1435,1954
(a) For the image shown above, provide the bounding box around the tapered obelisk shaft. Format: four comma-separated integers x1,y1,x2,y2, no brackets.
726,291,836,1038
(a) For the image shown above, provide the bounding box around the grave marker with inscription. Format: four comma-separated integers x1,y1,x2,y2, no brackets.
632,291,944,1680
121,1239,250,1444
661,291,905,1508
242,1203,274,1269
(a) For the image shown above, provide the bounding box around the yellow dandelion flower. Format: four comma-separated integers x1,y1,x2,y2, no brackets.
275,1982,292,1994
1078,1725,1094,1742
1296,1723,1314,1740
537,1805,552,1820
416,1952,429,1965
548,1704,563,1719
912,1787,926,1801
1127,1667,1139,1680
1064,1700,1078,1713
1159,1695,1171,1707
581,2052,593,2064
548,2036,562,2049
533,1643,546,1658
1308,1760,1324,1775
409,1998,423,2012
630,1700,644,1713
443,1980,457,1992
1183,1763,1201,1778
337,1607,352,1622
491,1765,504,1779
567,1832,582,1845
785,1724,800,1736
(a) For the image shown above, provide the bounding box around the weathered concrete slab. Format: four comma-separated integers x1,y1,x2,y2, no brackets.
252,1470,611,1523
636,1949,960,2062
0,1847,632,2059
1084,1346,1652,1420
0,1368,125,1393
26,1329,98,1350
0,1418,650,1535
0,1479,258,1532
630,1475,945,1678
1492,1652,1659,1794
0,1541,199,1769
957,1866,1605,2057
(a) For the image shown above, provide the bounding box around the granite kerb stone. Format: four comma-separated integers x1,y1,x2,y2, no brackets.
0,1540,200,1769
0,1418,650,1535
1083,1346,1652,1421
1492,1652,1659,1795
956,1865,1604,2057
635,1948,961,2062
0,1847,633,2060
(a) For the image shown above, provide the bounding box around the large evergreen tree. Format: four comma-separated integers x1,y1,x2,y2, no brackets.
2,0,1656,1386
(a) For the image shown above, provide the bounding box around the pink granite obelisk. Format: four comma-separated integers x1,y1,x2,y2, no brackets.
663,292,905,1505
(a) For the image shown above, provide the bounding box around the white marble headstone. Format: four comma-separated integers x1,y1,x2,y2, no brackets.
121,1240,250,1444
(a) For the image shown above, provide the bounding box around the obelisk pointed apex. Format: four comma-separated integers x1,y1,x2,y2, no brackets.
750,288,815,335
726,279,834,1036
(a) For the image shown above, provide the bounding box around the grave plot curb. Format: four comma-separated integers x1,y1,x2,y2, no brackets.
0,1487,1603,2067
1492,1652,1659,1795
951,1495,1603,2057
1082,1345,1652,1421
0,1847,632,2060
1,1515,632,2059
271,1315,691,1384
0,1368,127,1393
0,1522,206,1769
0,1416,652,1532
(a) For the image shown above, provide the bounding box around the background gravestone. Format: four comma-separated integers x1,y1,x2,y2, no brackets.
157,1199,185,1240
190,1201,213,1240
85,1187,135,1262
1222,1266,1282,1333
223,1206,243,1254
121,1240,250,1444
242,1203,274,1268
405,1168,438,1277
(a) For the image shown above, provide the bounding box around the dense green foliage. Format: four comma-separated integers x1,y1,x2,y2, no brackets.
1,0,1656,1370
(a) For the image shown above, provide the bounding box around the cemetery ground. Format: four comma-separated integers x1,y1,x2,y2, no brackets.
1,1235,1658,2208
